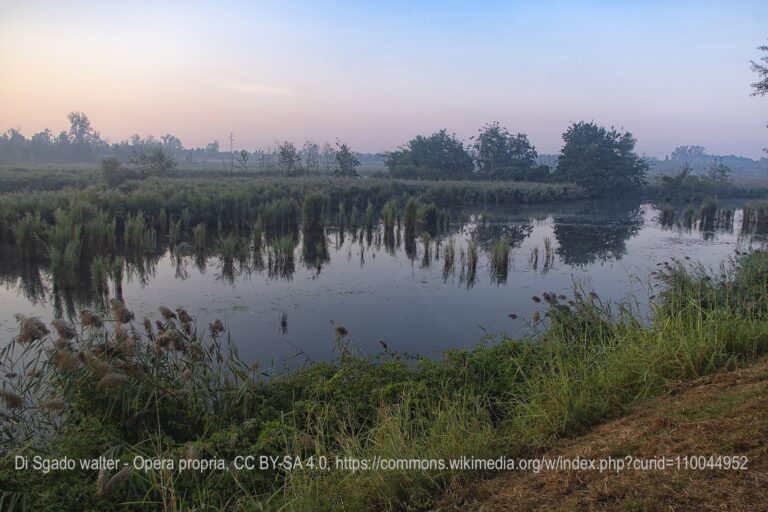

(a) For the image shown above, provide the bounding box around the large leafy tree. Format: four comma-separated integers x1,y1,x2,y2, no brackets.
554,121,647,196
385,129,473,179
471,122,539,179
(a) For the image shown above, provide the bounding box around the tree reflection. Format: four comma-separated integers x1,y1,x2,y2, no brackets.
553,201,643,266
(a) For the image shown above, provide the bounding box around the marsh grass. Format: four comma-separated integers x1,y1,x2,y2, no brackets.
659,205,675,227
3,251,768,510
443,238,456,279
382,199,397,232
489,237,511,282
192,222,206,251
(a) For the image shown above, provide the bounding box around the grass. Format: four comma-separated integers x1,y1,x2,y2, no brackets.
489,236,511,282
1,252,768,509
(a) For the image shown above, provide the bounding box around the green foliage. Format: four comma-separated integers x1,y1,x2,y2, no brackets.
554,121,647,196
332,142,360,177
3,252,768,510
12,212,44,258
381,199,397,231
192,222,206,251
130,146,177,177
100,157,139,188
472,122,541,180
301,192,327,230
489,236,511,282
385,129,474,179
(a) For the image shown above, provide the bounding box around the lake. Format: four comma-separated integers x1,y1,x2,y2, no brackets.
1,200,764,368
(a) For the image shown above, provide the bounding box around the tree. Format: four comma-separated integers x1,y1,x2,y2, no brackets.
554,121,647,196
67,112,95,145
385,129,473,179
236,149,250,172
751,42,768,96
333,142,360,177
130,146,177,177
471,122,538,179
751,41,768,153
160,134,183,155
707,158,731,186
320,142,335,174
670,145,707,162
302,141,320,174
205,141,220,156
277,140,301,175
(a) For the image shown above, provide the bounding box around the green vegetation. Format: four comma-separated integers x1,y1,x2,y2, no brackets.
472,122,549,181
385,129,474,180
553,121,647,196
489,236,511,282
3,250,768,510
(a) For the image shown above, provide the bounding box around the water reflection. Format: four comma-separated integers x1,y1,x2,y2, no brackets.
1,201,766,353
553,201,643,266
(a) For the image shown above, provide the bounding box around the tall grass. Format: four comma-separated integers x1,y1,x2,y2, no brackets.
382,199,397,232
489,236,511,282
3,251,768,510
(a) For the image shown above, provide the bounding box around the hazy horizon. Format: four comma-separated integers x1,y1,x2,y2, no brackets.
2,1,767,158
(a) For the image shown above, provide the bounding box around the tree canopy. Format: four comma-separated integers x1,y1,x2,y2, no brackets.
385,129,474,180
333,142,360,177
554,121,647,196
471,122,543,180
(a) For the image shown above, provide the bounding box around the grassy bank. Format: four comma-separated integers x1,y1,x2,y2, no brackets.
1,251,768,510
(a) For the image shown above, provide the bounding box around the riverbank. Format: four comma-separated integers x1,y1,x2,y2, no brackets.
437,357,768,510
1,251,768,510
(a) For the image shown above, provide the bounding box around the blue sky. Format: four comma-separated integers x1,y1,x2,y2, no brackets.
1,0,767,157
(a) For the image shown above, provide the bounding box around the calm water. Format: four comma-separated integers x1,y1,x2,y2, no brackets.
1,200,765,366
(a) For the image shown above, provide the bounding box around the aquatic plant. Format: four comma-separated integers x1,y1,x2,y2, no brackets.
4,251,768,511
193,222,206,251
12,212,45,259
659,205,675,227
382,198,397,232
443,238,456,278
90,255,109,293
490,236,511,282
404,197,418,232
301,192,327,231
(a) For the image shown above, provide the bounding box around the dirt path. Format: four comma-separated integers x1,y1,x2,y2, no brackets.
437,359,768,511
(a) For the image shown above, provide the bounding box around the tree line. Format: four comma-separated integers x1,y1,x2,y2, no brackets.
385,121,648,196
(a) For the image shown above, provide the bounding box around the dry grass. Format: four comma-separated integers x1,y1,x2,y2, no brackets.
439,359,768,511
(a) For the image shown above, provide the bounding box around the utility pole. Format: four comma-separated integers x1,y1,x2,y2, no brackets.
229,132,235,173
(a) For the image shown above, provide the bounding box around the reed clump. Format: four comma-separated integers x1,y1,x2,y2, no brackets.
4,248,768,512
490,236,511,282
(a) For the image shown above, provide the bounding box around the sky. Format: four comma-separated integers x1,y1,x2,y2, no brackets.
1,0,767,158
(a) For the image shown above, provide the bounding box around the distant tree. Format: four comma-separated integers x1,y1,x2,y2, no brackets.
205,141,220,156
130,146,177,177
277,140,301,175
302,141,320,174
554,121,647,196
235,149,250,172
66,112,97,146
471,122,539,179
160,134,183,154
670,145,707,162
333,142,360,177
707,158,731,185
385,129,473,180
320,142,336,174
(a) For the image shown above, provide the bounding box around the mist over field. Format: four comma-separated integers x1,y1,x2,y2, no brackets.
2,2,768,511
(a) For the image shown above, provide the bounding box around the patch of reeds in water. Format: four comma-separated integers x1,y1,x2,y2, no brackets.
490,236,511,283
